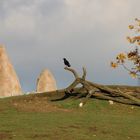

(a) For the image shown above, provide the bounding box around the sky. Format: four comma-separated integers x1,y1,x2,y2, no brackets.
0,0,140,92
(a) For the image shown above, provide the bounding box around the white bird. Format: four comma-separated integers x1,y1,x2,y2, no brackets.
79,102,83,107
109,100,114,105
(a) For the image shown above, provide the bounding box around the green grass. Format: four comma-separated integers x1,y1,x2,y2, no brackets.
0,94,140,140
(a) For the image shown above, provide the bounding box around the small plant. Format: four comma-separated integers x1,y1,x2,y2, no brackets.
111,18,140,79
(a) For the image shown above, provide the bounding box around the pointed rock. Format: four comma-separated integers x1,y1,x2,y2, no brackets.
36,69,57,92
0,45,22,97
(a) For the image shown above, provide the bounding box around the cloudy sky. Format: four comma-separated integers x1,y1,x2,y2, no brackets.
0,0,140,92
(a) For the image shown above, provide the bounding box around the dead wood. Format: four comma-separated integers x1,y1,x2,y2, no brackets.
34,67,140,107
62,67,140,106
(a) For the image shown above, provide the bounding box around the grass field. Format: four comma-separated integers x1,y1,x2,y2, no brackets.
0,91,140,140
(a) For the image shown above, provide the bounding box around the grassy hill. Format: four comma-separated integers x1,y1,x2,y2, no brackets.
0,89,140,140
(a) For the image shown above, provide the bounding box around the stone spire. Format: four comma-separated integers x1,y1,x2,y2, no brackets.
0,45,22,97
36,69,57,92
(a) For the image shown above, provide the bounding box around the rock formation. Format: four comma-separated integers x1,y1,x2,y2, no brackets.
36,69,57,92
0,45,22,97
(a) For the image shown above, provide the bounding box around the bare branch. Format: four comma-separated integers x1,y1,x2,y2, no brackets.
82,67,86,80
93,93,136,105
79,89,96,107
117,88,140,105
65,80,79,92
64,67,79,78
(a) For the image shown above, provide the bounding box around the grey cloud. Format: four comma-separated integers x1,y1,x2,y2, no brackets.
0,0,140,92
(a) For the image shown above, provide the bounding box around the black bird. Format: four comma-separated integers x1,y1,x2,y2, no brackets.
63,58,71,67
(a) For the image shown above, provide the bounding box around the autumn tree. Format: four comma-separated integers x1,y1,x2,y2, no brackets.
111,18,140,78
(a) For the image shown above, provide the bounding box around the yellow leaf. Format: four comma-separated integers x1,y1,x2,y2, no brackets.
133,36,140,41
137,42,140,46
110,62,118,68
135,18,140,22
136,66,140,71
116,53,126,63
126,37,133,43
128,25,134,29
129,72,137,79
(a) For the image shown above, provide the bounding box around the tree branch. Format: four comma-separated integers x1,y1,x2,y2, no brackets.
64,67,79,78
82,67,86,80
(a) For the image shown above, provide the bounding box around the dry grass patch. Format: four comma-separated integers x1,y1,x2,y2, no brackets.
0,131,13,140
11,95,71,113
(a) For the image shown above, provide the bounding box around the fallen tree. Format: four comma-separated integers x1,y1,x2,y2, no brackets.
34,67,140,107
51,67,140,107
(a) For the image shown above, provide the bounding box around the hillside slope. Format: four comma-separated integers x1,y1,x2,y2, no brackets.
0,88,140,140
